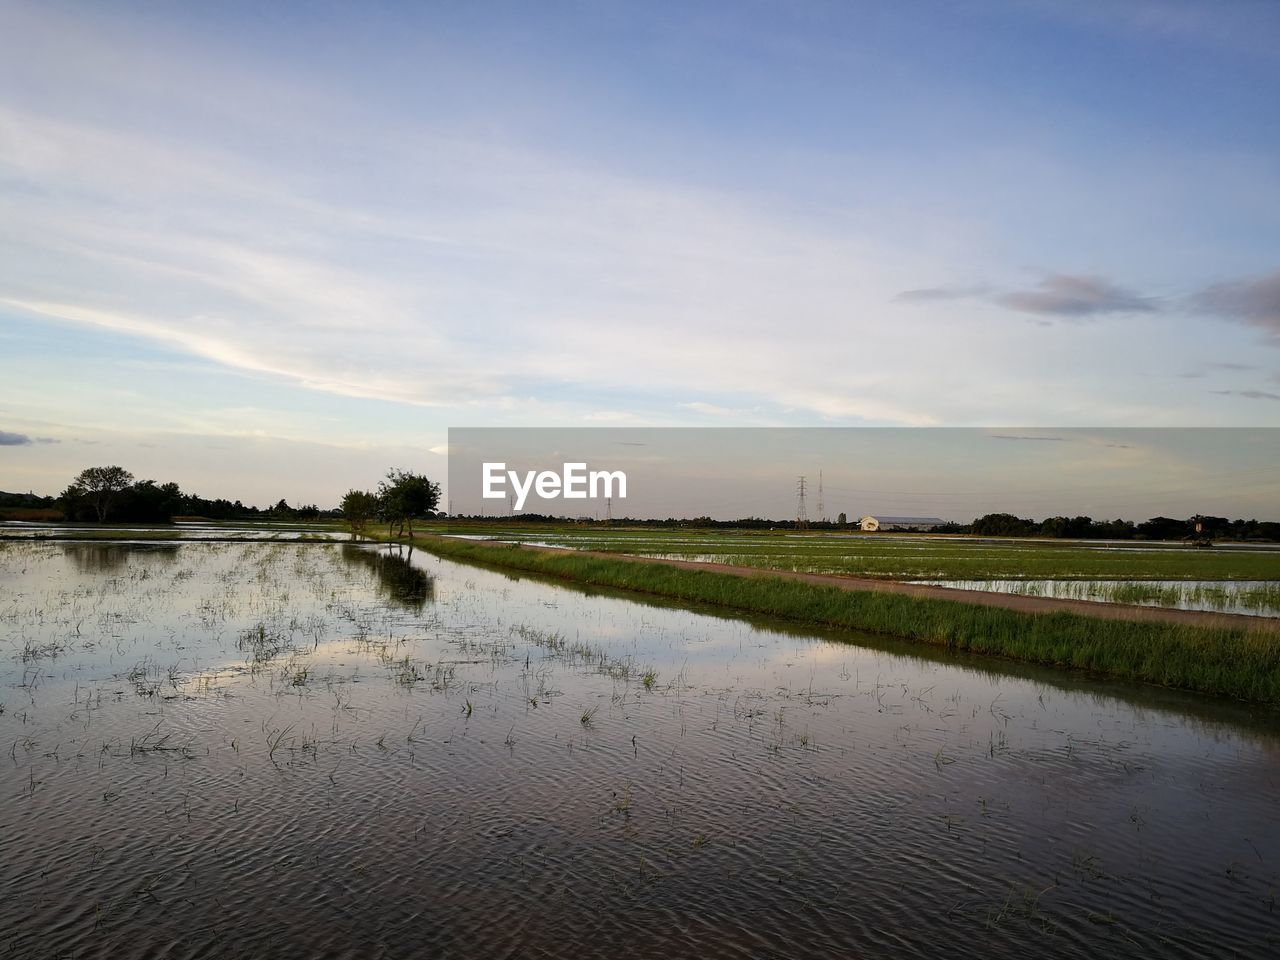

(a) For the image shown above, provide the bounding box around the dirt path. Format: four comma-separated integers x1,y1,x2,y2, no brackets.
438,538,1280,634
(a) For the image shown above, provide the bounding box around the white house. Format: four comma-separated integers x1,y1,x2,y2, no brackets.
860,515,946,532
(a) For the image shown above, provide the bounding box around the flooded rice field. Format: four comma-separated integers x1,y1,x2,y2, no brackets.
910,579,1280,618
0,521,350,542
2,540,1279,958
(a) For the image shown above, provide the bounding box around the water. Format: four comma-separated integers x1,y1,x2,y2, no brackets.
2,540,1278,958
0,520,351,541
909,578,1280,617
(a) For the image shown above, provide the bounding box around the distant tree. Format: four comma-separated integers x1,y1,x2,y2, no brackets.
970,512,1036,538
378,469,440,539
68,465,135,522
1136,516,1189,540
836,512,847,526
340,489,380,536
116,479,182,523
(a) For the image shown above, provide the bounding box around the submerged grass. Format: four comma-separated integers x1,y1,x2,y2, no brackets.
414,535,1280,704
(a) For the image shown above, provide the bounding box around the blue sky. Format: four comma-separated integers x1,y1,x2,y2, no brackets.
1,0,1278,507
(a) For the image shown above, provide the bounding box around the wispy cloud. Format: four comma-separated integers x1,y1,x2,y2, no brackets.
679,401,750,417
989,434,1067,442
892,284,989,303
993,275,1157,319
1210,389,1280,401
895,274,1158,320
1179,360,1258,379
1194,269,1280,339
0,430,58,445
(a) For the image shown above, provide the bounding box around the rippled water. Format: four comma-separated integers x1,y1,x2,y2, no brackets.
2,540,1279,959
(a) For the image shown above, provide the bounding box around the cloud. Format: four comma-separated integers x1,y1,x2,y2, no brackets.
989,434,1067,442
1180,360,1258,379
0,430,58,445
679,401,749,417
993,275,1157,318
1194,269,1280,338
894,275,1158,321
892,284,988,303
1210,389,1280,401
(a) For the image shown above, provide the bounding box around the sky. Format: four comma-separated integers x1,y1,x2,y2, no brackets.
1,0,1278,511
446,428,1280,521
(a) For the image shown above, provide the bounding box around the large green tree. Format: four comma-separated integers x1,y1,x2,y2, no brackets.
340,489,380,536
67,465,135,522
378,469,440,539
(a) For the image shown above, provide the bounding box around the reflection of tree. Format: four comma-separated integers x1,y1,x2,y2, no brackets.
61,542,180,574
341,544,434,612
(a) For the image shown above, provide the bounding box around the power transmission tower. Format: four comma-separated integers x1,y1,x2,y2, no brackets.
606,496,613,523
817,470,825,523
796,476,809,529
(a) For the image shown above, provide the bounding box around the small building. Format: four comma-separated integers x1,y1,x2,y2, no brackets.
860,515,946,532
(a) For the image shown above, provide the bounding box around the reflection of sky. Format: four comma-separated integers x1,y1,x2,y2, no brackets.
5,539,1280,955
3,540,1275,759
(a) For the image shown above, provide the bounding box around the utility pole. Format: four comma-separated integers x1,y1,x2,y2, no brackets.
796,476,809,530
817,470,825,524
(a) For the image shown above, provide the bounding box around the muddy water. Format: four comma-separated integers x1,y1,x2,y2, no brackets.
1,540,1278,959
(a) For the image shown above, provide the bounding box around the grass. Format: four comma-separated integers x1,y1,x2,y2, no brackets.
424,523,1280,581
412,534,1280,703
928,578,1280,614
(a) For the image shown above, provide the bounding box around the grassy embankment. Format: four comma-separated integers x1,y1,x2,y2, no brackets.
413,534,1280,704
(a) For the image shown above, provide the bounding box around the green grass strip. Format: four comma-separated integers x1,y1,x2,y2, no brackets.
413,535,1280,704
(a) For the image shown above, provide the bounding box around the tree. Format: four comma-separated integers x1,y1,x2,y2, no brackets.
836,512,847,526
340,489,380,536
69,466,134,522
970,512,1036,538
378,469,440,539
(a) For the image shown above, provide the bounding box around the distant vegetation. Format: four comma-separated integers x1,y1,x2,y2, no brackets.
3,465,1274,542
965,512,1280,542
445,511,1280,542
0,467,335,523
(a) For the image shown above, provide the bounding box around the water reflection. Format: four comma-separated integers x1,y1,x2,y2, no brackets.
340,542,435,611
60,541,179,573
2,540,1279,960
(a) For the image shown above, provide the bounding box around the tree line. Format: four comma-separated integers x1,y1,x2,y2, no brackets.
2,465,442,533
61,466,335,523
0,466,333,524
5,467,1274,542
449,511,1280,541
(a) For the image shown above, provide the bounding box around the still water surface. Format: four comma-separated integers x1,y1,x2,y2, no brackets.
2,540,1278,958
